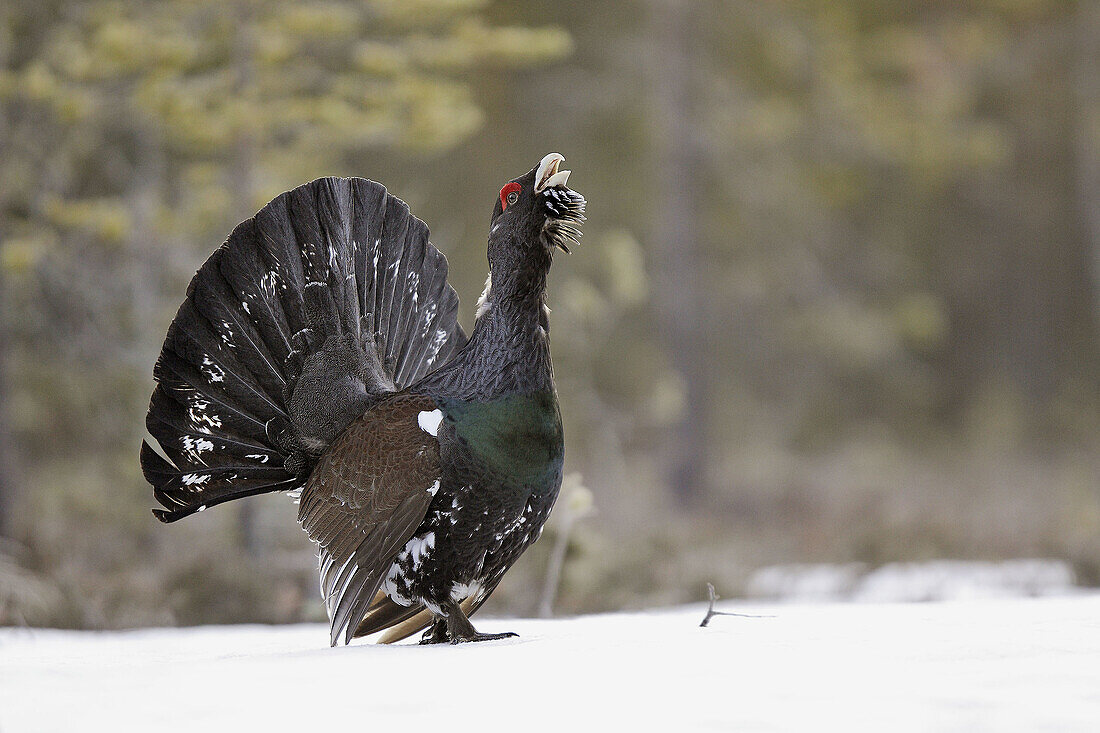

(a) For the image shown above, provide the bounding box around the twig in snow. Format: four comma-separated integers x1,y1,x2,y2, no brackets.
699,583,772,627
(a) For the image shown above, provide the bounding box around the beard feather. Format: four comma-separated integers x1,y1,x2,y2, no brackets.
541,188,586,253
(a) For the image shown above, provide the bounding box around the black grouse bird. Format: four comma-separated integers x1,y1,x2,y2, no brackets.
141,154,585,645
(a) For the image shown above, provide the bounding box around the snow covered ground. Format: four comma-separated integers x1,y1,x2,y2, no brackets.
745,559,1078,602
3,595,1099,732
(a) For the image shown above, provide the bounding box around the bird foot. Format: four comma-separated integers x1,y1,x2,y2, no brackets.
437,600,519,644
418,622,517,644
450,631,518,644
418,621,450,645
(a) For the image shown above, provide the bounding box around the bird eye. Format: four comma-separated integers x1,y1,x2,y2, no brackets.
499,182,522,211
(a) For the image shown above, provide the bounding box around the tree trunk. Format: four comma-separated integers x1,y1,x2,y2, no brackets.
648,0,710,508
0,283,17,539
1074,0,1100,326
233,2,261,556
0,94,18,539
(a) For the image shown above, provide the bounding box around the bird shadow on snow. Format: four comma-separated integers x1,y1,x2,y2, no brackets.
353,633,538,652
222,629,538,663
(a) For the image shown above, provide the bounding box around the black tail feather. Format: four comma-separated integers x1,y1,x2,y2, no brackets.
162,301,288,423
190,257,288,399
143,176,466,521
146,407,278,471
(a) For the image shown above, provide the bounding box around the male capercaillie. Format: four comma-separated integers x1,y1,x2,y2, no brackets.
141,154,585,645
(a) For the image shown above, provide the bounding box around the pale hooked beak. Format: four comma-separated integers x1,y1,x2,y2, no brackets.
535,152,571,193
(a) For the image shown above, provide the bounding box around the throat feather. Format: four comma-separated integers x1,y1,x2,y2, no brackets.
475,271,492,320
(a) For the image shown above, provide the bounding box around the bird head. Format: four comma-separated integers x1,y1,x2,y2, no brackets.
489,153,586,258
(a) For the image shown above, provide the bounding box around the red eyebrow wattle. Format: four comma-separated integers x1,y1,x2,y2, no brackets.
500,182,522,210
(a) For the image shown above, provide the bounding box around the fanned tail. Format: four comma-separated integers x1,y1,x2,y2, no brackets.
142,177,466,522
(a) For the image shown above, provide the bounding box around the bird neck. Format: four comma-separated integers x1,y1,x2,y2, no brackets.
470,259,552,366
475,230,553,331
427,257,553,400
481,269,547,329
414,234,556,400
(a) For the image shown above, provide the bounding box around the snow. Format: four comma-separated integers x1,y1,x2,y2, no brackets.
747,559,1077,603
3,596,1100,732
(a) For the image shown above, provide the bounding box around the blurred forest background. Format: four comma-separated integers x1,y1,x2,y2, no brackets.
1,0,1098,629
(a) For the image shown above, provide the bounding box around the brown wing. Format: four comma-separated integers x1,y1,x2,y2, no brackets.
297,392,442,646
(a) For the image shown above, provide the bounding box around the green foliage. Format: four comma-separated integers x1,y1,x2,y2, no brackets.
1,0,1098,629
0,0,574,627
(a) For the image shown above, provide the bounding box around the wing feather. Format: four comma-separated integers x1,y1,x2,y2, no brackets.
297,392,441,646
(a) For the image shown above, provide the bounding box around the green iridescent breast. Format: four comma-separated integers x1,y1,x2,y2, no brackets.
440,391,564,490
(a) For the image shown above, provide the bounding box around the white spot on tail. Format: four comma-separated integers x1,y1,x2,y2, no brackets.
220,321,236,347
427,479,441,496
260,271,279,298
419,303,438,338
187,397,222,433
417,409,443,437
431,328,448,351
181,436,215,461
200,356,225,383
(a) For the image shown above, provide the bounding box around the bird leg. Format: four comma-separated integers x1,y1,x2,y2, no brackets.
442,600,518,644
418,618,450,645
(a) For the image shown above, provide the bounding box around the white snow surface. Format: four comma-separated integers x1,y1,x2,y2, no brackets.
747,559,1078,603
3,596,1100,732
